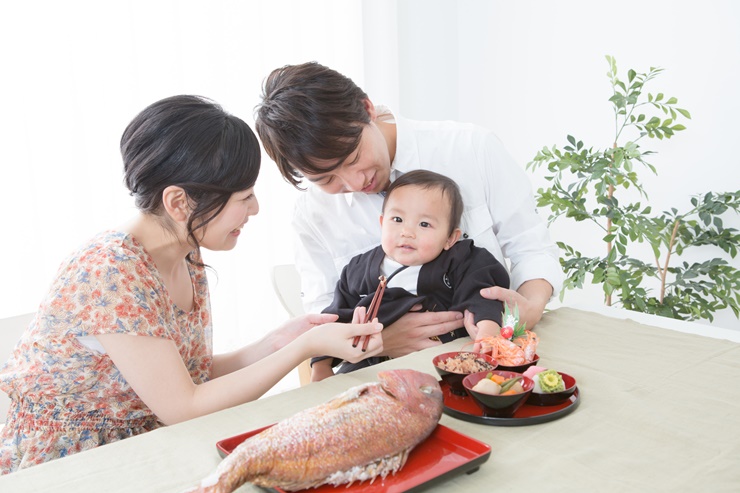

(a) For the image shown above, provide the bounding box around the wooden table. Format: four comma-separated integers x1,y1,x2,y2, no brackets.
2,307,739,492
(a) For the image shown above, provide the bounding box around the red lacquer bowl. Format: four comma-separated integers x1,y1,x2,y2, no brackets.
526,372,577,406
463,370,534,418
432,351,498,396
494,354,540,373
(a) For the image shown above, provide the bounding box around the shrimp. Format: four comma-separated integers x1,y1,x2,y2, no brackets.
518,331,539,362
477,331,539,366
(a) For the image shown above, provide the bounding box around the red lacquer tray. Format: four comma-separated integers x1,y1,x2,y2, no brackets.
216,423,491,493
440,380,580,426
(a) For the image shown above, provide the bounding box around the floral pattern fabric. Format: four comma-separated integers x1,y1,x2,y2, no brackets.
0,231,212,474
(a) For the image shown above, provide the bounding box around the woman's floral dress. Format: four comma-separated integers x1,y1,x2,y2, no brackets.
0,231,212,474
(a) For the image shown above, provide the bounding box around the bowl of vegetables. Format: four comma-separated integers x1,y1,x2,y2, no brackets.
463,370,534,418
523,367,577,406
432,351,498,396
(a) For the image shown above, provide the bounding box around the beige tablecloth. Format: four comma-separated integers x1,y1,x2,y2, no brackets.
1,307,739,492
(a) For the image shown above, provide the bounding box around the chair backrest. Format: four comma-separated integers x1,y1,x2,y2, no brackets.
271,264,312,385
0,312,34,425
271,264,305,317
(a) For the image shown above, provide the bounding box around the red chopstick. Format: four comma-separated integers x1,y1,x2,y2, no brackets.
353,276,387,352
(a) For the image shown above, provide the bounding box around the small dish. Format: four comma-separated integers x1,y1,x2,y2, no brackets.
526,372,577,406
494,354,540,373
439,379,580,426
432,351,498,396
463,370,533,418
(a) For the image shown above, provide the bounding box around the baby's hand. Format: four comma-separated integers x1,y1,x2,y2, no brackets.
470,318,500,353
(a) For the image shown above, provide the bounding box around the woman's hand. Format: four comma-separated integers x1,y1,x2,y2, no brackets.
214,313,342,375
378,309,464,359
479,279,553,330
269,313,340,351
98,307,383,425
300,306,383,363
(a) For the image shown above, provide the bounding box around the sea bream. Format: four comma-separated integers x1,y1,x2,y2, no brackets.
186,369,444,493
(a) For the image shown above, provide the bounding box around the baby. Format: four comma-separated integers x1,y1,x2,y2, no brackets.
311,169,510,381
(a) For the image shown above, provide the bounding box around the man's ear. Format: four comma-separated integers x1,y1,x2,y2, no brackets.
364,98,377,121
161,186,190,223
444,228,462,250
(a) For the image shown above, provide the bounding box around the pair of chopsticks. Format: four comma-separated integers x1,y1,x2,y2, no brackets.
353,275,387,352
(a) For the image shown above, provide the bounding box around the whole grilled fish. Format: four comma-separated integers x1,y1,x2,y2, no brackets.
187,369,443,492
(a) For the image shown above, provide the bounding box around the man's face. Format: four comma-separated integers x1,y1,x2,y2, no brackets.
300,123,392,195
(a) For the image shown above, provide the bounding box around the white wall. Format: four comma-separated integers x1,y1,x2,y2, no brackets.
0,0,369,395
384,0,740,330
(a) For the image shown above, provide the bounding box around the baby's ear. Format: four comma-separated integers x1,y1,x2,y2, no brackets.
444,228,462,250
379,214,384,227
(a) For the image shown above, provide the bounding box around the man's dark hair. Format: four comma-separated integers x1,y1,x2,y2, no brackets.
255,62,369,188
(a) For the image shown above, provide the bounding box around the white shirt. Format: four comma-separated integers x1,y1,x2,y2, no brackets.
292,109,564,314
381,256,421,294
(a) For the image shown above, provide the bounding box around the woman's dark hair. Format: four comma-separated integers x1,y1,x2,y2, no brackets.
255,62,369,189
383,170,464,236
121,95,260,262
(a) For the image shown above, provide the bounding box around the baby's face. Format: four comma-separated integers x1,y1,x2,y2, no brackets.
380,185,458,266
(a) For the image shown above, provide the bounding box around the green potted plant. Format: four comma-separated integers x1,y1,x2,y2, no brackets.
527,56,740,323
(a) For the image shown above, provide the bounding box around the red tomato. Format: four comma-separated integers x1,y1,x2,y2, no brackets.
500,326,514,339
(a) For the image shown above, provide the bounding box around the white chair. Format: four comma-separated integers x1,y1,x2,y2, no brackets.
271,264,305,319
0,312,34,426
270,264,312,386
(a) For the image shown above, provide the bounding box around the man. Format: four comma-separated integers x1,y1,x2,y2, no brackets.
255,61,563,358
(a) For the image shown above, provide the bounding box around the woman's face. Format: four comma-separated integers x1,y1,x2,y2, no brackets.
198,187,259,251
380,185,459,266
300,123,392,195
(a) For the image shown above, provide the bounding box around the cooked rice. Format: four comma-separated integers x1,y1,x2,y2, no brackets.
437,353,495,373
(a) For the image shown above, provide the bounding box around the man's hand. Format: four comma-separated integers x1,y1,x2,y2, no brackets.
379,309,464,358
479,278,553,330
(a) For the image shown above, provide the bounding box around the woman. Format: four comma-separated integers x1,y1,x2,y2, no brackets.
0,95,382,474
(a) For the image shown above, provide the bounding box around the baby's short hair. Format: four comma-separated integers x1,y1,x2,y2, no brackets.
383,170,463,235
